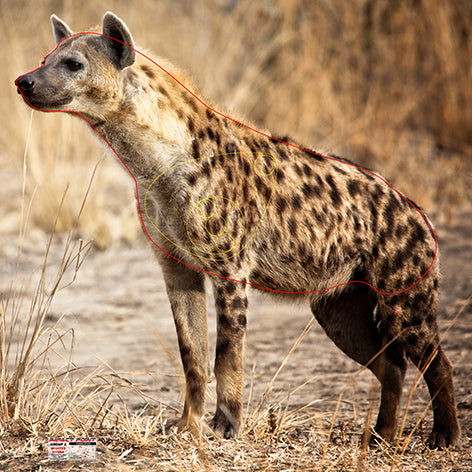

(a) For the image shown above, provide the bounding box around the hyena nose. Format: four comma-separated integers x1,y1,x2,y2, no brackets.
16,75,35,94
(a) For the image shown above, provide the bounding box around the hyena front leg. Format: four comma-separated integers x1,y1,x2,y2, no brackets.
210,278,248,438
157,247,210,432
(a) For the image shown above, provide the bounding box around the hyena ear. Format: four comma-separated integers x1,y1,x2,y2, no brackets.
51,14,74,44
102,12,135,69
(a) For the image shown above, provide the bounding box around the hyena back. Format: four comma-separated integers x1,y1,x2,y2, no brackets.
16,12,459,448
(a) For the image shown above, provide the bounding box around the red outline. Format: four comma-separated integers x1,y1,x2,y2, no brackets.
15,31,438,296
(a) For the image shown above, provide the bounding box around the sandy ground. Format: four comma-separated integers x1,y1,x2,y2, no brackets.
0,209,471,470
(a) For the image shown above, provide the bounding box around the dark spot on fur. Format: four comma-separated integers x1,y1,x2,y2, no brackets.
410,219,427,243
277,196,287,212
377,278,386,290
405,274,417,287
179,345,190,361
313,209,326,224
243,161,251,176
225,142,238,155
216,296,227,311
326,244,338,266
188,173,197,186
218,314,232,329
373,184,384,200
369,201,379,234
347,180,361,198
372,245,379,259
297,242,307,257
183,93,198,112
277,148,289,160
238,314,247,327
412,292,429,312
391,250,406,272
326,174,342,207
255,175,268,197
292,195,301,210
303,149,324,162
275,167,284,181
226,282,236,295
226,167,234,183
232,297,247,310
202,160,211,175
353,215,362,231
140,64,156,79
216,337,231,357
383,196,401,225
187,117,195,133
303,163,312,177
192,139,199,160
198,130,206,140
354,237,364,246
294,164,303,177
403,234,418,259
258,139,271,150
269,135,290,144
302,183,313,197
312,184,324,199
214,131,221,147
288,217,297,236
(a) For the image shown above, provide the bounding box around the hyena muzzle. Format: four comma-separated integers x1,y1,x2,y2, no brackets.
15,12,460,448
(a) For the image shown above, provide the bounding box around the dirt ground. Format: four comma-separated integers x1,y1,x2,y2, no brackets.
0,205,471,470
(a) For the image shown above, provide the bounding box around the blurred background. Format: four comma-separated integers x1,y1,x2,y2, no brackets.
1,0,471,249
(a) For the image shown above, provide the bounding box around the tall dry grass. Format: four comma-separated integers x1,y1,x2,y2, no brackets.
1,0,471,247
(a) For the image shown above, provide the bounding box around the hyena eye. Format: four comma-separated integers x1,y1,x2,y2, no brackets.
65,60,82,71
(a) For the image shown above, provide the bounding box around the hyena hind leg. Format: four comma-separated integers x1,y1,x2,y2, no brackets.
400,320,460,448
311,284,408,443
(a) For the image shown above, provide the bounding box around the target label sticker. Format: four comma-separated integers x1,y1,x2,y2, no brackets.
48,438,97,461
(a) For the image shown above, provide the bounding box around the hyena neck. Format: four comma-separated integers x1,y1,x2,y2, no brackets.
95,62,239,192
96,70,195,187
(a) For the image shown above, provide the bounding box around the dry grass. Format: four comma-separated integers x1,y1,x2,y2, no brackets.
1,0,471,248
1,1,471,470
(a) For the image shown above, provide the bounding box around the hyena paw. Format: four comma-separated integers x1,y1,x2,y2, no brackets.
369,424,396,447
210,406,241,439
166,414,213,437
427,426,460,449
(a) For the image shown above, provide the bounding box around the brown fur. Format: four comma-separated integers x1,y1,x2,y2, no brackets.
16,12,460,447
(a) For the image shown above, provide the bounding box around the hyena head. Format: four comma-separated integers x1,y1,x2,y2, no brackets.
15,12,135,123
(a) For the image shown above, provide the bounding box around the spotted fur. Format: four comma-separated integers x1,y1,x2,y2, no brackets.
16,12,459,447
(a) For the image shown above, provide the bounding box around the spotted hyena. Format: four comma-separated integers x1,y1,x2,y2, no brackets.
16,12,459,448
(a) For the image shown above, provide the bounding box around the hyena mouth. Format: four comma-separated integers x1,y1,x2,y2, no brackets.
17,91,73,110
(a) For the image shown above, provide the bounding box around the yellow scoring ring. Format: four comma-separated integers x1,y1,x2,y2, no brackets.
144,152,278,262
